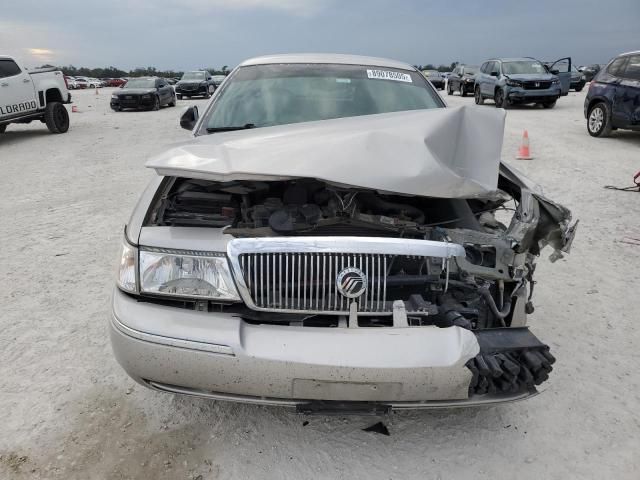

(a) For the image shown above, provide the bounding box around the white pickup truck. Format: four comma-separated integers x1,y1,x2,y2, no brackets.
0,55,71,134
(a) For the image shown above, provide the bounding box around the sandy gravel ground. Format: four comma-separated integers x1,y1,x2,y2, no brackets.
1,86,639,480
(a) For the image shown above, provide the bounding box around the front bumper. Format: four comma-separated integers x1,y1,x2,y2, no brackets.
110,289,544,409
111,95,155,109
507,86,561,103
175,84,207,95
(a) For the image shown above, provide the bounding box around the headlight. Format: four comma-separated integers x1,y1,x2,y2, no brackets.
581,75,586,80
142,94,151,98
551,78,560,84
505,79,523,87
117,240,138,293
139,248,240,301
111,94,118,99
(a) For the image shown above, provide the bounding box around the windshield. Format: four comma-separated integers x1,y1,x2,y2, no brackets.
203,63,442,132
125,78,155,88
502,61,546,75
464,67,478,74
182,72,206,81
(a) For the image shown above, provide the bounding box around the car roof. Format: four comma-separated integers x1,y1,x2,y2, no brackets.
486,57,540,63
239,53,416,71
619,50,640,57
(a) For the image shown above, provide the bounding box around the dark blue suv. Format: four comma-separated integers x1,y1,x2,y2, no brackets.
585,51,640,137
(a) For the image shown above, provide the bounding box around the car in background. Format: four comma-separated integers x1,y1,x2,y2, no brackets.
584,51,640,137
570,65,586,91
175,70,216,99
165,77,177,85
64,76,77,89
474,57,569,109
107,78,127,87
211,74,227,87
447,64,478,96
110,76,176,111
580,64,601,82
87,78,103,88
74,76,89,89
422,70,445,90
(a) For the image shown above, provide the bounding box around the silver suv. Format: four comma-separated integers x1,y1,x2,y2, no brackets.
111,54,576,412
474,57,571,108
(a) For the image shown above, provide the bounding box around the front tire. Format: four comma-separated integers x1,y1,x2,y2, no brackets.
587,102,612,137
44,102,70,133
447,81,453,96
152,96,160,111
169,94,176,107
542,101,556,109
574,86,583,92
177,94,183,100
474,86,484,105
494,88,509,109
460,84,466,97
0,124,6,133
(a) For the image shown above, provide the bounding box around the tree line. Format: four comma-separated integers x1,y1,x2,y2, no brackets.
414,62,459,72
38,65,231,78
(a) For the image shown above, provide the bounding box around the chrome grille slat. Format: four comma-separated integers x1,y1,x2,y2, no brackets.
237,251,429,314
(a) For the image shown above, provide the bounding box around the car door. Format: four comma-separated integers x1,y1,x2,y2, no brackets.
614,54,640,127
156,79,170,103
483,62,499,96
549,57,572,95
0,58,37,120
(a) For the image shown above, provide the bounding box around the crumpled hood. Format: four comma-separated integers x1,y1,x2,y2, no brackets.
146,107,506,199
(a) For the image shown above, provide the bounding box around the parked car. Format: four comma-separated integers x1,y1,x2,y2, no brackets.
165,77,177,85
110,76,176,111
74,76,89,89
447,64,478,96
107,78,127,87
64,76,77,89
421,70,445,90
211,74,227,87
584,51,640,137
0,55,71,134
175,70,216,99
474,57,570,108
111,53,576,412
570,65,586,92
581,64,601,82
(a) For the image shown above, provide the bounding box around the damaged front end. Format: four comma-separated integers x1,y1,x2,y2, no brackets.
139,107,576,404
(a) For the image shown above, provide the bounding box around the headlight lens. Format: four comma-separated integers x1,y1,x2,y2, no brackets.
139,248,240,301
551,78,560,84
111,94,118,99
142,94,151,98
505,79,523,87
117,240,138,293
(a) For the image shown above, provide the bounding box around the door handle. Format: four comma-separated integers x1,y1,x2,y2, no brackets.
23,78,31,83
1,82,9,87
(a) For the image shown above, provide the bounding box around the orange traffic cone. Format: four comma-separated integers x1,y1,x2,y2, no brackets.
71,105,78,113
516,130,533,160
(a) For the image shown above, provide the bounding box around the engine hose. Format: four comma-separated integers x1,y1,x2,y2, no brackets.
479,281,525,327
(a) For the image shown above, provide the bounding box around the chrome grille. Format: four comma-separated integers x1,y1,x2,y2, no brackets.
523,81,552,90
238,252,389,314
227,237,467,316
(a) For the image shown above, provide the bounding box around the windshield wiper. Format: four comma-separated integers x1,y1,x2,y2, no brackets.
206,123,256,133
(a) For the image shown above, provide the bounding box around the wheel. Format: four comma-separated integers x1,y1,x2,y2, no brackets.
204,85,213,99
587,102,612,137
460,84,466,97
447,81,453,96
169,94,176,107
0,124,6,133
152,96,160,111
44,102,69,133
474,86,484,105
574,86,583,92
542,101,556,109
177,94,183,100
494,88,508,108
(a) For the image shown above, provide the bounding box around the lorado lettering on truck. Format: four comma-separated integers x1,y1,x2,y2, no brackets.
0,100,37,115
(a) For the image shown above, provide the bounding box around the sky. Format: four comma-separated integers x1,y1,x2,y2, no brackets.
1,0,638,71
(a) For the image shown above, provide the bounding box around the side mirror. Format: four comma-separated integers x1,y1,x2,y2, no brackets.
490,71,499,77
180,106,199,131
